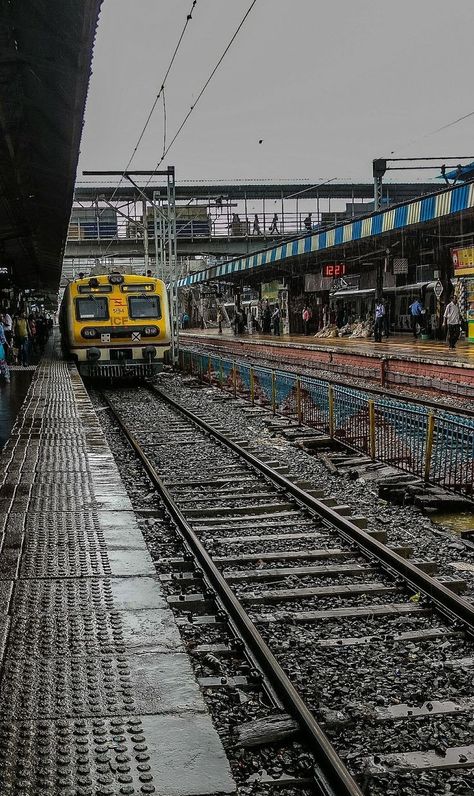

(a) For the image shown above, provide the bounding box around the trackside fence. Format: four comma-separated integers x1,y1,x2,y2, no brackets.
178,348,474,500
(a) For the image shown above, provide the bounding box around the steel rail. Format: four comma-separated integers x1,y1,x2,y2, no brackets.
153,385,474,636
101,390,364,796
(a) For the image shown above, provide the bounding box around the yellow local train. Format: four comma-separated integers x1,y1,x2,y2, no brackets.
60,271,171,377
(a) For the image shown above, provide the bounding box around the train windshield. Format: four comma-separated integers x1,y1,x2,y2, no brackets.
128,295,161,319
76,297,109,320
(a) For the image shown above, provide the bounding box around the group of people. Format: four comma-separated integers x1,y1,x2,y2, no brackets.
374,295,465,349
231,301,281,336
0,310,53,382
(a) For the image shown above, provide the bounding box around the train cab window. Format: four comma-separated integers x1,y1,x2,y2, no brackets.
76,296,109,320
128,295,161,319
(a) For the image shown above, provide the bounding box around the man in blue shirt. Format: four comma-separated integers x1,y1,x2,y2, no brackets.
409,298,423,339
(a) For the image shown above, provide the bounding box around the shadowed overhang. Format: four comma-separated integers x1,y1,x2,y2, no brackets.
0,0,102,292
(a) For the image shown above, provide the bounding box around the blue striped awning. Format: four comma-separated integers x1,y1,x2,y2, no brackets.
178,182,474,287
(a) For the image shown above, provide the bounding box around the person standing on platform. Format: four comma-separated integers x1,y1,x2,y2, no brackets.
304,213,312,232
443,295,462,350
262,301,271,334
302,305,311,336
14,311,29,367
409,297,423,339
374,300,385,342
271,304,281,335
3,310,12,346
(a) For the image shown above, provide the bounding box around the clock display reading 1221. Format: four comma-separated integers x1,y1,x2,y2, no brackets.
322,263,346,278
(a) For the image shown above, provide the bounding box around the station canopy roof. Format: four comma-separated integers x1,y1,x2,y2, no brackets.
178,180,474,288
0,1,102,292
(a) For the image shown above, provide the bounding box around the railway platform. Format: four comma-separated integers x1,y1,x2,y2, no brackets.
0,341,235,795
181,329,474,397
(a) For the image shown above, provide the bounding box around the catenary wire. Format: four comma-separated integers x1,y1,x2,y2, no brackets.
145,0,258,187
102,0,198,218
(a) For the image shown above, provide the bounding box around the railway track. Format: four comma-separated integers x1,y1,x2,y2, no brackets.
100,383,474,796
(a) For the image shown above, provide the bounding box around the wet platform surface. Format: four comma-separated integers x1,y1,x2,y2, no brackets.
0,345,235,795
0,369,34,449
182,329,474,367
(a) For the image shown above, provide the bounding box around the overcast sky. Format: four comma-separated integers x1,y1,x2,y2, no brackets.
78,0,474,187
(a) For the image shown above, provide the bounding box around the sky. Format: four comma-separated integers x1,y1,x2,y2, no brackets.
78,0,474,187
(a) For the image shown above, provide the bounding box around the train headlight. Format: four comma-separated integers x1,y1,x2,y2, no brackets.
82,328,98,338
143,326,158,336
108,273,124,285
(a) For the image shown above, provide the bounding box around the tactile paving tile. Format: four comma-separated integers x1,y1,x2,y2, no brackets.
7,608,183,658
0,716,158,795
0,651,205,720
12,577,167,616
19,544,111,578
7,610,126,658
0,654,137,719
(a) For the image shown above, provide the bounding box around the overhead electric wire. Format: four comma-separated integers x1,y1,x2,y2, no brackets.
390,108,474,156
99,2,198,256
104,0,198,207
145,0,258,187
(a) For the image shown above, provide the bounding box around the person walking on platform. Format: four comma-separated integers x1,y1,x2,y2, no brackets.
409,297,423,339
14,312,29,367
271,304,281,336
302,305,311,335
374,300,385,343
304,213,312,232
269,214,279,234
443,295,462,350
253,214,261,235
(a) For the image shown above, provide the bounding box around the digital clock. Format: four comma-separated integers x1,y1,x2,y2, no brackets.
322,263,346,278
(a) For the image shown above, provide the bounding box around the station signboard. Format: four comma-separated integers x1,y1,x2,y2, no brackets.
452,246,474,275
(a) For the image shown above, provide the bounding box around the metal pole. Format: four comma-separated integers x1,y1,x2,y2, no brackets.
328,385,335,438
424,414,435,483
296,377,302,425
166,166,179,365
368,400,376,460
142,198,149,272
153,190,160,279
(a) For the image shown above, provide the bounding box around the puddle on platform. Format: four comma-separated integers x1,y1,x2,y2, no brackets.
0,370,33,449
432,511,474,534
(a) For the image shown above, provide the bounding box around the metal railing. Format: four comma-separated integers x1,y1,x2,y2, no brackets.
67,210,329,244
179,348,474,500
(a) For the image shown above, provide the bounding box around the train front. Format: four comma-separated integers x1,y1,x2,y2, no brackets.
64,273,170,377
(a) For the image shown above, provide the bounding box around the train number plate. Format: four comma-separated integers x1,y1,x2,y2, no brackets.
131,332,141,341
101,333,111,342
